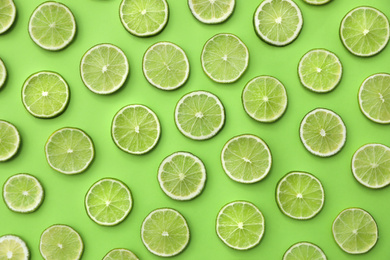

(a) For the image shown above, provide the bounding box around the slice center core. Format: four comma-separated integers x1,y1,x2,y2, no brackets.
162,231,169,237
363,29,370,35
195,112,203,118
7,251,13,258
320,129,326,137
42,91,48,97
275,17,282,24
238,222,244,229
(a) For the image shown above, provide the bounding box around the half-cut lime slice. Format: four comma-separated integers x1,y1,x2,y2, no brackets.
0,235,29,260
254,0,303,46
120,0,168,37
0,120,20,162
28,2,76,51
103,248,139,260
332,208,378,254
201,33,249,83
303,0,331,5
283,242,327,260
141,208,189,257
340,6,390,57
80,43,129,94
0,0,16,34
0,58,6,89
188,0,235,24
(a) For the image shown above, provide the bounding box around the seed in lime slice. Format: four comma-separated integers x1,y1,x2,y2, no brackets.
40,224,83,260
340,6,390,57
276,171,324,220
254,0,303,46
303,0,331,5
112,104,160,154
300,108,346,157
28,2,76,51
332,208,378,254
0,58,7,89
283,242,327,260
120,0,168,37
0,120,20,162
201,33,249,83
175,91,225,140
216,201,264,250
298,49,342,93
141,208,190,257
45,127,94,174
103,248,139,260
0,235,29,260
188,0,235,24
242,76,288,122
0,0,16,34
358,73,390,124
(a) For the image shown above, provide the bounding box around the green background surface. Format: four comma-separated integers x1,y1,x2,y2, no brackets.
1,0,390,259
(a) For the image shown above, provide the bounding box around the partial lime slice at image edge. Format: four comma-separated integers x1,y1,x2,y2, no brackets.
0,0,16,34
188,0,235,24
283,242,327,260
303,0,331,5
103,248,139,260
0,120,20,162
0,235,29,260
0,58,7,89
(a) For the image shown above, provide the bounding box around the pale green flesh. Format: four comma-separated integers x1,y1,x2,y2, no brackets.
0,59,6,88
341,7,390,56
277,172,324,219
202,34,248,83
0,121,19,161
217,201,264,250
120,0,167,36
333,208,378,254
299,50,342,92
303,0,331,5
23,72,69,118
143,42,189,90
243,76,287,122
0,0,15,34
142,209,189,256
86,179,132,225
40,225,83,260
359,74,390,123
284,242,326,260
0,236,28,260
189,0,234,23
103,249,138,260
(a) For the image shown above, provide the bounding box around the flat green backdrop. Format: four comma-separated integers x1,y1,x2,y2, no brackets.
1,0,390,259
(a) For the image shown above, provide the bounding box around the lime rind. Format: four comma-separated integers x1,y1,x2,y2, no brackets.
0,0,16,34
188,0,235,24
0,120,20,162
0,235,29,260
0,58,7,88
303,0,331,5
283,242,327,260
103,248,139,260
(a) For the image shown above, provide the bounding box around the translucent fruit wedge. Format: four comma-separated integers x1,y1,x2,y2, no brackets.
0,0,16,34
0,58,6,89
303,0,331,5
0,235,29,260
103,248,139,260
283,242,327,260
0,120,20,162
188,0,235,24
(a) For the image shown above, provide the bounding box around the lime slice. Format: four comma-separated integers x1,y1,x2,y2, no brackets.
221,134,272,183
0,58,6,89
45,127,94,174
340,7,390,57
3,173,44,213
283,242,327,260
120,0,168,37
358,73,390,124
85,178,132,226
103,248,139,260
254,0,303,46
188,0,235,24
216,201,264,250
352,143,390,189
175,91,225,140
0,235,29,260
28,2,76,51
201,33,249,83
303,0,331,5
298,49,342,93
0,120,20,162
111,104,160,154
40,224,83,260
332,208,378,254
143,42,189,90
0,0,16,34
80,44,129,94
300,108,346,157
158,152,206,200
22,71,70,118
141,208,190,257
276,172,324,220
242,76,288,122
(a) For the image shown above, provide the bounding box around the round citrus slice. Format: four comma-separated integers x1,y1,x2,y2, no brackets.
0,235,29,260
40,224,83,260
188,0,235,24
141,208,190,257
85,178,132,226
298,49,342,93
158,151,206,200
358,73,390,124
276,172,324,220
80,43,129,94
175,91,225,140
103,248,139,260
300,108,346,157
283,242,327,260
216,201,264,250
0,0,16,34
28,2,76,51
242,76,288,122
22,71,70,118
340,6,390,57
0,120,20,162
254,0,303,46
45,127,94,174
0,58,6,89
143,42,189,90
120,0,168,37
201,33,249,83
111,104,160,154
332,208,378,254
3,173,44,213
303,0,331,5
